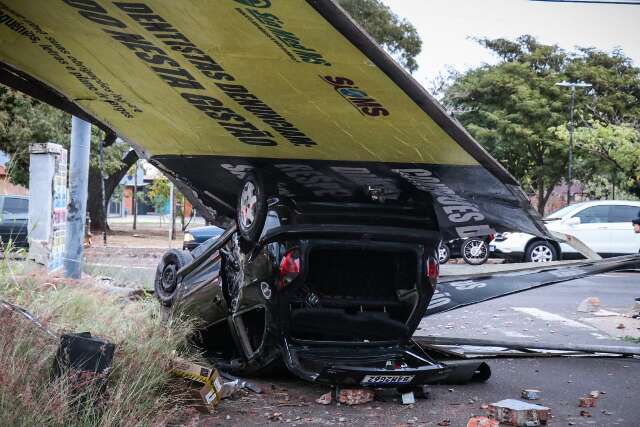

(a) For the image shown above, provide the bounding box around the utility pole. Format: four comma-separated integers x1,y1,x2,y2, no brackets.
132,160,138,230
169,181,175,242
64,117,91,279
98,139,107,245
555,80,592,206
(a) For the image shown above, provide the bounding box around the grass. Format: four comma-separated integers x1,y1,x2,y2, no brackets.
0,245,201,426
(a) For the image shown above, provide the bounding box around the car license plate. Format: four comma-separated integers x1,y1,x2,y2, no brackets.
489,244,496,252
361,374,414,385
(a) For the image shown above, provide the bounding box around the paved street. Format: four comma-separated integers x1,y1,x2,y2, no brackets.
197,272,640,426
416,272,640,346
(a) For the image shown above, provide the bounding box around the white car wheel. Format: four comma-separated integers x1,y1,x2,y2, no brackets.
462,238,489,265
525,241,557,263
239,181,258,230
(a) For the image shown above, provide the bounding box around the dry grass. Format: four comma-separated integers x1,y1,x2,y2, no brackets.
0,251,200,426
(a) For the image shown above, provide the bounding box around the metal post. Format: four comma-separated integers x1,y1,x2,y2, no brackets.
555,81,591,207
169,181,175,241
98,139,107,245
567,86,575,205
64,117,91,279
132,160,138,230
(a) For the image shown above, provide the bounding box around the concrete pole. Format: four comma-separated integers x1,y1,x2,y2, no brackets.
98,139,107,245
133,160,138,230
64,117,91,279
169,181,175,242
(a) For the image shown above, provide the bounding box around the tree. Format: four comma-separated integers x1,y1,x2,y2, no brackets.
145,178,170,216
0,84,138,231
338,0,422,73
442,36,640,214
554,122,640,198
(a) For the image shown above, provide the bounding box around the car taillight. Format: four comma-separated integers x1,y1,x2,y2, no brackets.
278,249,301,289
487,234,495,243
427,256,439,283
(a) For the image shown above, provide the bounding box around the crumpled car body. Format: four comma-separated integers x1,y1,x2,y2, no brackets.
157,209,472,387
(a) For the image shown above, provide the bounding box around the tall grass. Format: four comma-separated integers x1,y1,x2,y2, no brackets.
0,250,199,426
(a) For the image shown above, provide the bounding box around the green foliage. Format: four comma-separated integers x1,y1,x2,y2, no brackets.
0,84,128,187
0,86,69,186
338,0,422,73
443,35,640,212
145,178,170,214
554,121,640,197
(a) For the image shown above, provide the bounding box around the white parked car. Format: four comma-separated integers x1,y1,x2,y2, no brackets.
492,200,640,263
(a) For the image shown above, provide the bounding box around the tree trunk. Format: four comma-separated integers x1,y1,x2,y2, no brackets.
87,150,139,232
536,178,545,215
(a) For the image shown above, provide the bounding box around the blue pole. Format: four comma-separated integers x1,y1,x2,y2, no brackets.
64,116,91,279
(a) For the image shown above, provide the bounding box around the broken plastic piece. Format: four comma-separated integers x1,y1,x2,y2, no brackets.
401,391,415,405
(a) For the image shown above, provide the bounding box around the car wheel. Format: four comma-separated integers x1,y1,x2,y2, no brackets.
438,243,451,264
525,241,557,263
154,249,194,307
237,174,267,245
462,238,489,265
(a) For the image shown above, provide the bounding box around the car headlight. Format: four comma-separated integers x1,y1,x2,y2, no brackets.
183,232,195,242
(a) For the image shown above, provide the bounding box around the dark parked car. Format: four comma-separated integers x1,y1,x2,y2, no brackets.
183,225,225,251
155,175,459,388
0,195,28,249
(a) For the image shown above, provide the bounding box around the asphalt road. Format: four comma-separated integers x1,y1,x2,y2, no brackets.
415,272,640,347
201,272,640,427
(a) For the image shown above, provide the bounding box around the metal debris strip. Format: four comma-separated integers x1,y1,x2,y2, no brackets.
416,336,640,357
0,298,59,339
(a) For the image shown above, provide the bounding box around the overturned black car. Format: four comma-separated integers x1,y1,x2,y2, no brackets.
155,175,487,388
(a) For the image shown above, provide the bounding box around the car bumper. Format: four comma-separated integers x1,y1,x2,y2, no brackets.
283,340,490,387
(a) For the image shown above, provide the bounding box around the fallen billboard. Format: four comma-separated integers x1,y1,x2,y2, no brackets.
0,0,547,239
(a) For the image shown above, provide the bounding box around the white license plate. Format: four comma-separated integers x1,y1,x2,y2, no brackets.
489,244,496,252
361,374,414,385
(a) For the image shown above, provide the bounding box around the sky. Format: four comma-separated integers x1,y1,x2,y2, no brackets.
381,0,640,86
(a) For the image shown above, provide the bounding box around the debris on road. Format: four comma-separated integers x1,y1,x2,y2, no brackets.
52,332,115,396
171,357,224,410
337,388,375,406
521,389,542,400
616,323,626,330
401,391,415,405
578,396,597,408
437,419,451,426
579,410,592,417
466,416,499,427
316,392,333,405
588,390,600,399
489,399,551,426
577,297,601,313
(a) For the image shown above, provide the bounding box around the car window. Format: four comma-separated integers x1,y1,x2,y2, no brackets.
574,206,610,224
608,205,640,223
545,203,584,219
1,197,28,214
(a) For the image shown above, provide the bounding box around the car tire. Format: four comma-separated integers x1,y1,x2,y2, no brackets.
237,174,268,245
154,249,194,307
461,238,489,265
525,240,557,263
438,243,451,264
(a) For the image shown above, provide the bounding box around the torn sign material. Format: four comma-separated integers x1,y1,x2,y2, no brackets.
0,0,546,238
